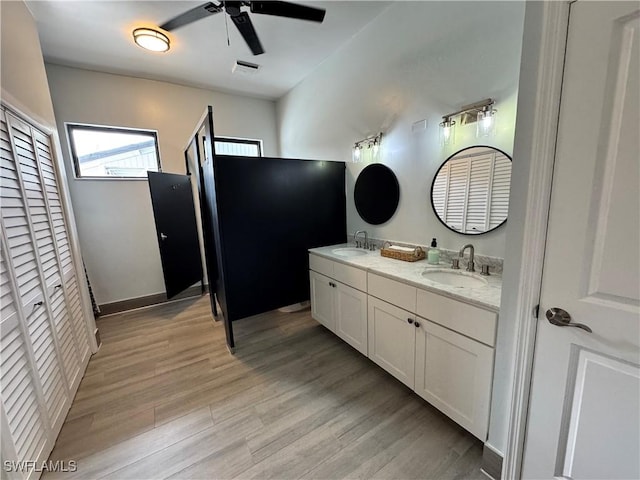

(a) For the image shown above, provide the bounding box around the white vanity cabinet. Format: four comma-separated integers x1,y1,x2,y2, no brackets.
309,256,368,355
309,251,499,441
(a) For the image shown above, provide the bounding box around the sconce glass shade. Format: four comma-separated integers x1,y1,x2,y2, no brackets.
352,144,362,163
439,119,456,146
372,142,379,158
477,107,496,137
133,28,170,52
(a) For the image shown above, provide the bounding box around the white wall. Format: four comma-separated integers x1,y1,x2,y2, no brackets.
1,1,56,126
1,1,98,349
46,64,279,305
277,1,525,258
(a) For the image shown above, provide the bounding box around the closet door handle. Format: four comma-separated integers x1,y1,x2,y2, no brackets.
407,318,414,324
33,301,44,310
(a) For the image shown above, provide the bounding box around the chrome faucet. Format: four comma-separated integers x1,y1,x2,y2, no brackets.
354,230,369,249
459,244,475,272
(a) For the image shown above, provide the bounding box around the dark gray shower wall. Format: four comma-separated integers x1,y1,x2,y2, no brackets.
212,155,346,322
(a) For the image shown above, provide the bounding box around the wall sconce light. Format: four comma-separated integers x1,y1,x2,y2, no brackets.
476,105,497,137
439,99,497,145
352,132,383,163
439,117,456,146
133,28,170,52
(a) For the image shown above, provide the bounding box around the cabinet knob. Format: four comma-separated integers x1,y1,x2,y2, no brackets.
407,318,413,324
414,321,420,328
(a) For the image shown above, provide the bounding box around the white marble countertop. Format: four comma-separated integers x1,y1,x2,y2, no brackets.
309,244,502,312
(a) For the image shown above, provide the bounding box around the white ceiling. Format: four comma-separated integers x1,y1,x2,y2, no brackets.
27,1,391,100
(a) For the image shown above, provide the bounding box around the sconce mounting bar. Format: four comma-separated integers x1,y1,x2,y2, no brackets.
442,98,494,120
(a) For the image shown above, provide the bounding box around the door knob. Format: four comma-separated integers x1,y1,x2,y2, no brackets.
545,307,592,333
407,318,414,324
160,233,168,241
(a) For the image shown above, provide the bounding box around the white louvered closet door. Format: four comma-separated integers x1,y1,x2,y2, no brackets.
1,105,93,478
0,248,51,473
3,110,70,432
488,152,511,230
444,159,469,233
465,153,493,234
32,125,90,379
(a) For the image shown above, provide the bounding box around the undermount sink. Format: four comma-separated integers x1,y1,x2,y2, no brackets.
332,247,369,257
421,270,488,288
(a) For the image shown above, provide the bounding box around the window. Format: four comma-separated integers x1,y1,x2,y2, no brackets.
67,124,161,179
214,137,262,157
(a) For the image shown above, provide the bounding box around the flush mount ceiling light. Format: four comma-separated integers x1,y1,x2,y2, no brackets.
133,28,170,52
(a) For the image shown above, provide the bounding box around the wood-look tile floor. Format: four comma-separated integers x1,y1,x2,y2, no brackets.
45,295,484,480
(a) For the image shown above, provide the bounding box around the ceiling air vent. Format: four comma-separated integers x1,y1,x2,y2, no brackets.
232,60,261,75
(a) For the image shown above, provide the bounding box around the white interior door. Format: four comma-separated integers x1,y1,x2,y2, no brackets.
522,2,639,479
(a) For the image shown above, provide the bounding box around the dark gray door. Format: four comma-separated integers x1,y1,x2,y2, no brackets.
148,171,202,299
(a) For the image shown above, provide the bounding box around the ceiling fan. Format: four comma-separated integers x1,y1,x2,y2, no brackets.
159,1,326,56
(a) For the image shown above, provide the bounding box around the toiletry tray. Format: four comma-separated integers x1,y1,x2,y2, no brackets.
380,243,426,262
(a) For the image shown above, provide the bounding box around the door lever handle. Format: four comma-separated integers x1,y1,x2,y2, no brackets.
545,307,592,333
160,233,168,241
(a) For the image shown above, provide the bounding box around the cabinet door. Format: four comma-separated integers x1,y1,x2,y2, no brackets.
367,296,415,388
414,318,494,440
335,282,367,355
309,271,335,332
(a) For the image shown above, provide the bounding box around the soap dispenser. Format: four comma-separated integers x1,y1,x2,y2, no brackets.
428,238,440,265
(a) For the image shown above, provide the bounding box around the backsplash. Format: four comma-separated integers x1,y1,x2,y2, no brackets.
346,235,504,274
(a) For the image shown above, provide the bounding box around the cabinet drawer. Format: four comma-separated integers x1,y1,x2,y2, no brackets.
368,273,416,312
333,262,367,291
416,289,496,346
309,253,334,278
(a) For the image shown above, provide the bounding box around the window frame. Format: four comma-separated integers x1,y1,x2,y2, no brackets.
66,123,162,180
213,136,263,157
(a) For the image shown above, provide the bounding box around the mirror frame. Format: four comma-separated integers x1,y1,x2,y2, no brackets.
430,145,512,236
354,163,400,225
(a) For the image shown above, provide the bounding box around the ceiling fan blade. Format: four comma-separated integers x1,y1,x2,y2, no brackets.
160,2,223,31
231,11,265,55
250,1,326,23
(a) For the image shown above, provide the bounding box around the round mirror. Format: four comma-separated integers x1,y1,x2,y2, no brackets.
354,164,400,225
431,146,512,235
